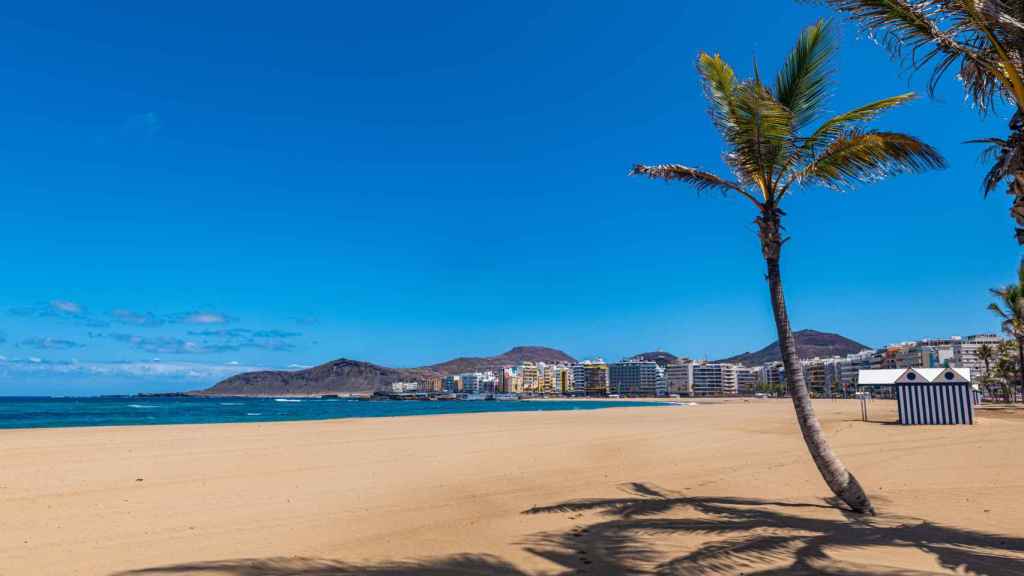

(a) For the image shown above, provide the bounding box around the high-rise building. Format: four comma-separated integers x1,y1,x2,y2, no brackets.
830,350,875,396
759,361,785,393
443,375,462,393
497,366,523,393
735,366,759,396
459,373,481,394
690,363,738,396
423,377,444,393
802,358,843,397
954,334,1003,380
665,362,692,396
571,362,609,396
548,364,572,394
519,363,540,393
608,361,660,396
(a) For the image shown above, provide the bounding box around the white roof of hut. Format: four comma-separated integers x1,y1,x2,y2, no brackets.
858,367,971,384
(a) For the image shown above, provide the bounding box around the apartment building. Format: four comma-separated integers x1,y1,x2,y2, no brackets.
690,362,738,396
571,362,609,396
608,361,661,396
735,366,759,396
953,334,1002,380
665,362,692,396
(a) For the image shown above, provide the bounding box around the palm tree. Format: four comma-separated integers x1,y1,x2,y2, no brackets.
631,20,945,515
813,0,1024,243
989,261,1024,402
994,340,1018,403
977,342,994,399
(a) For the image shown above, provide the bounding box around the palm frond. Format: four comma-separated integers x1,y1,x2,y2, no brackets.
989,300,1011,322
725,81,796,197
802,92,917,153
697,52,739,138
798,129,946,190
988,264,1024,338
811,0,1018,111
775,19,838,130
966,135,1023,195
630,164,762,206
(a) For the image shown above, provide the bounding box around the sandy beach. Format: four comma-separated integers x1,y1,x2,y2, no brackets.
2,399,1022,575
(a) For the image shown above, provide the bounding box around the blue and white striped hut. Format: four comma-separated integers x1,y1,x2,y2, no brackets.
858,367,974,425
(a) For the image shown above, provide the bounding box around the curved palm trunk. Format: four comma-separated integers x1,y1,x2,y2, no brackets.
1008,115,1024,245
759,209,875,515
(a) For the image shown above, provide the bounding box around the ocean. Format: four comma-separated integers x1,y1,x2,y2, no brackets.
0,396,668,430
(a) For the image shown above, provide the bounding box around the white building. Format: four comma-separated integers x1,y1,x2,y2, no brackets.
690,363,739,396
391,381,420,393
736,366,759,396
953,334,1002,381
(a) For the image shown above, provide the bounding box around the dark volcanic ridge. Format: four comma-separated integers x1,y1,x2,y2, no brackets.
627,351,683,367
716,329,870,366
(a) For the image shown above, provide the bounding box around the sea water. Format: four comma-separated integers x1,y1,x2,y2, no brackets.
0,396,666,429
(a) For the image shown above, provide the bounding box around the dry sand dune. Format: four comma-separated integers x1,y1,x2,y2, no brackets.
1,399,1022,575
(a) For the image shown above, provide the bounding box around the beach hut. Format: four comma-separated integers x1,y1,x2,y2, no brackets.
971,384,983,406
858,367,974,425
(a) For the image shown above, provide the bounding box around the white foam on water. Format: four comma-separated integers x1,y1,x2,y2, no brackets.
274,398,302,403
128,404,157,408
246,412,262,416
219,402,243,406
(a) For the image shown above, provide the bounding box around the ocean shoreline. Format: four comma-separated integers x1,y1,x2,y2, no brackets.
3,399,1021,575
0,396,670,431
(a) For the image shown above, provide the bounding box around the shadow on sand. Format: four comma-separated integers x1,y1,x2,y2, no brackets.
112,483,1024,576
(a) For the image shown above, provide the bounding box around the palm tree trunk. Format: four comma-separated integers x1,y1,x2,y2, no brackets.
1017,338,1024,403
759,209,875,515
983,358,990,400
1008,114,1024,245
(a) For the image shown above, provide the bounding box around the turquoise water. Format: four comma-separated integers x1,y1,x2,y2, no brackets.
0,396,666,429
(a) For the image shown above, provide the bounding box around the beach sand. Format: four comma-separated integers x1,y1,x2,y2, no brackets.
1,399,1022,575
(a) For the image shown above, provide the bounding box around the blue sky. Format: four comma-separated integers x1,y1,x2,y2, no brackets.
0,1,1017,395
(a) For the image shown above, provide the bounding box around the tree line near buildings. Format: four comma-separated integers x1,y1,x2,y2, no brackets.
987,261,1024,403
977,340,1023,403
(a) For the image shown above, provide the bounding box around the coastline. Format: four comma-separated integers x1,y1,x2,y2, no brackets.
0,397,668,431
2,399,1021,574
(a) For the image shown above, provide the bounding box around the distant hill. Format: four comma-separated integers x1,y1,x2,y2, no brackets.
628,351,682,367
717,330,870,366
198,346,576,397
427,346,576,375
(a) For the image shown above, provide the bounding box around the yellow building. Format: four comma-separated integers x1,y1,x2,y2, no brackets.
520,362,540,393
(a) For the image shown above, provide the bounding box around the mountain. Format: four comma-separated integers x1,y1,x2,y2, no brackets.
628,351,682,367
197,359,441,397
717,330,870,366
426,346,576,375
198,346,576,396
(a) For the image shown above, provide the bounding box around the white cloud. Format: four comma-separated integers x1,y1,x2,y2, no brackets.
182,312,231,325
20,337,85,350
0,356,268,380
50,300,83,315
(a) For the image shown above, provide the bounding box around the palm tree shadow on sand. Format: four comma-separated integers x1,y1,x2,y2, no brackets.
112,483,1024,576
